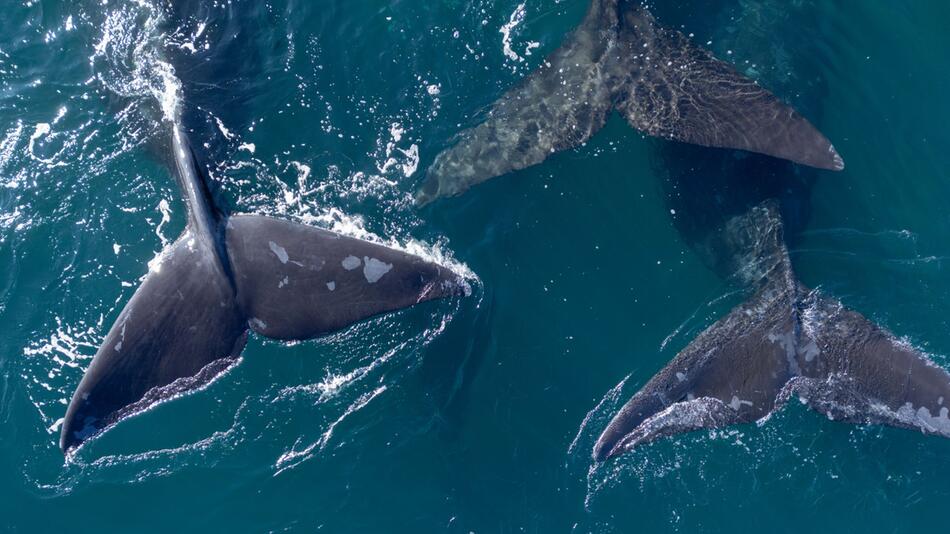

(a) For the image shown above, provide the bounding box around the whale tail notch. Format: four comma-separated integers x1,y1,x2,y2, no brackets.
416,1,843,206
593,202,950,461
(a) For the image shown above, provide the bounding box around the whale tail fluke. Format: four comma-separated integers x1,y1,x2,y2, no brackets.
59,234,249,453
61,176,469,455
593,203,950,461
414,0,618,205
613,7,844,172
416,1,842,206
60,218,468,453
225,214,470,341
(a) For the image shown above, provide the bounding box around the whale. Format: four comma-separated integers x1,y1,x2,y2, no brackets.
408,0,950,459
593,199,950,460
584,2,950,461
414,0,844,206
59,81,469,454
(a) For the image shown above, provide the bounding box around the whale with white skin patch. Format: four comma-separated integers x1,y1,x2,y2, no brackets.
593,200,950,461
414,0,950,459
586,1,950,461
59,75,469,455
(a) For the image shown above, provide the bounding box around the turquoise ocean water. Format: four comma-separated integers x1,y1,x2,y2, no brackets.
2,1,950,531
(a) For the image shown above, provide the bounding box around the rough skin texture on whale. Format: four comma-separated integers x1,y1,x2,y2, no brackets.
416,1,843,205
614,7,843,172
593,203,950,461
416,0,618,205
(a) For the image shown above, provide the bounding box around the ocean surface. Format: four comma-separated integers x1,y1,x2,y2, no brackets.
2,0,950,532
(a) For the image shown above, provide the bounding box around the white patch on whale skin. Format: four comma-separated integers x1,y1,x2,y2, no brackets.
114,321,128,353
675,372,687,382
268,241,289,264
250,318,268,331
799,339,820,363
341,255,361,270
768,330,802,375
147,248,169,274
729,396,753,410
278,276,289,288
362,257,393,283
309,211,477,288
326,281,336,291
885,402,950,435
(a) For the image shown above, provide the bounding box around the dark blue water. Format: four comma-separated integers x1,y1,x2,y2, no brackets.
2,1,950,532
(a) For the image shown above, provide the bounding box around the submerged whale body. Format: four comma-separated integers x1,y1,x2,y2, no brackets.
591,2,950,460
593,200,950,460
414,0,950,459
59,107,468,454
415,0,843,206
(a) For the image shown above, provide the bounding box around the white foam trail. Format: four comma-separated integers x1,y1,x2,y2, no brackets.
153,60,182,123
27,123,53,164
90,0,183,125
500,3,540,66
316,386,386,449
154,198,172,247
568,374,632,455
273,386,387,476
377,122,419,178
289,161,311,187
214,116,234,139
500,3,528,62
272,335,415,406
0,121,23,176
23,318,101,433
